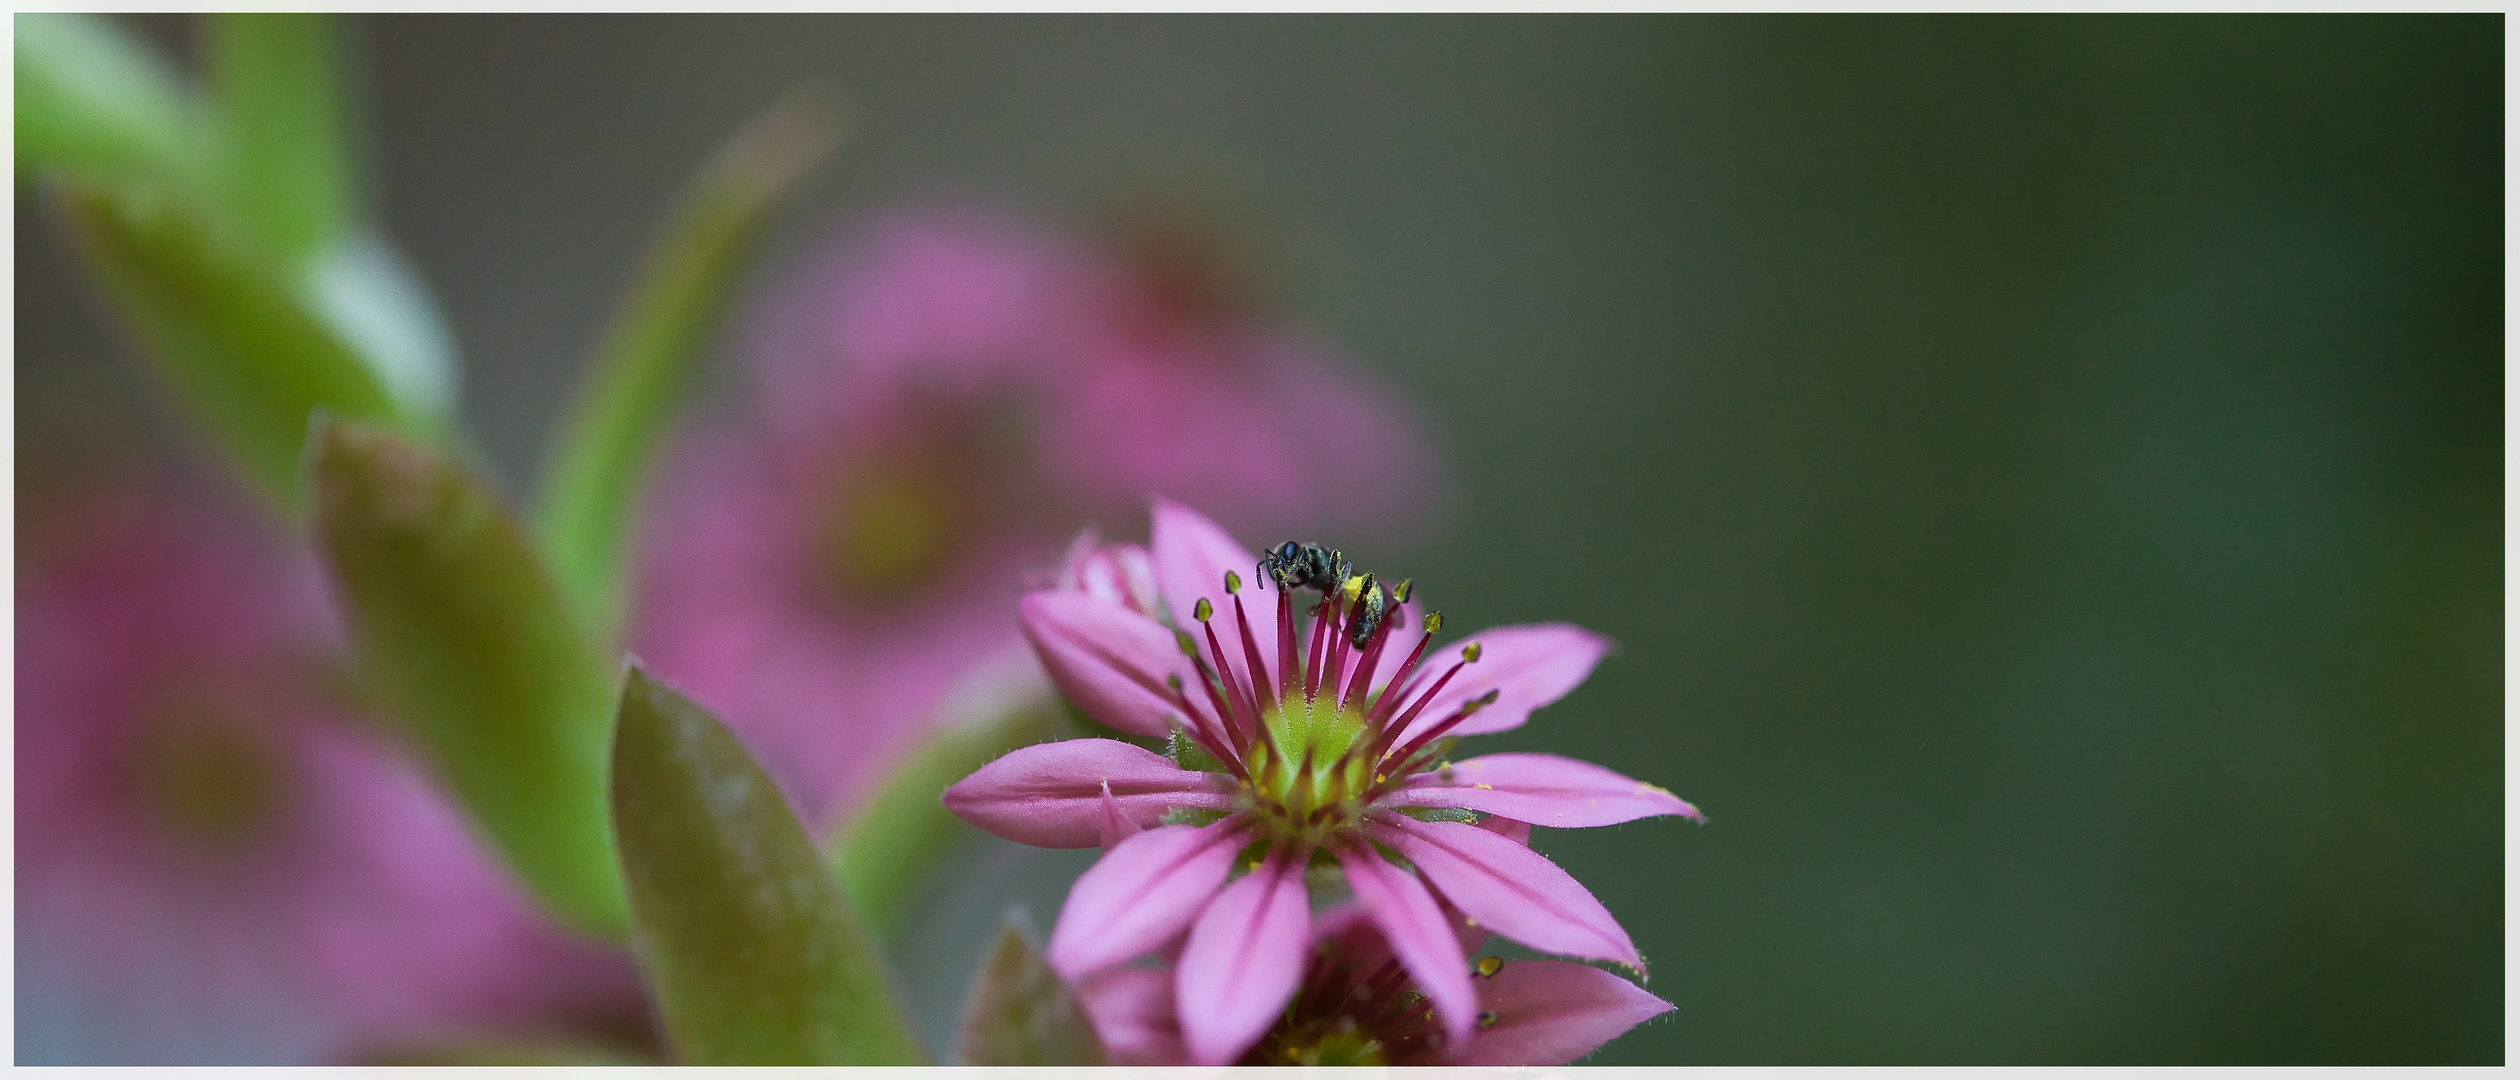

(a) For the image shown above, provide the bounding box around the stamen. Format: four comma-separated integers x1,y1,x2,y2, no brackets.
1383,688,1499,773
1364,612,1443,727
1362,648,1477,763
1232,593,1277,716
1275,585,1298,701
1201,618,1253,750
1304,597,1332,701
1340,596,1400,712
1321,588,1358,701
1224,570,1242,594
1163,672,1245,777
1193,597,1213,622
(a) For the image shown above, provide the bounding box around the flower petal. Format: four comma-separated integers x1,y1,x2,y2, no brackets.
1444,961,1673,1066
1393,623,1610,743
1383,753,1701,828
1020,590,1194,738
1174,846,1313,1064
1333,838,1477,1050
1077,967,1184,1065
1048,819,1248,977
1150,499,1277,692
942,738,1228,848
1368,813,1640,969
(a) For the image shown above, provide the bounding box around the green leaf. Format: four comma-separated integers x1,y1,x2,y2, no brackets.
538,83,845,638
611,665,926,1065
954,914,1107,1066
311,421,628,936
206,13,355,262
15,13,207,189
829,687,1071,937
54,181,421,512
203,15,460,422
302,230,463,420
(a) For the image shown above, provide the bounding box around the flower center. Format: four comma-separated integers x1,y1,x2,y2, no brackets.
124,688,294,856
1161,557,1500,847
1242,700,1374,840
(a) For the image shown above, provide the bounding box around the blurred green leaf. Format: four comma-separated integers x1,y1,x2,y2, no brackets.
311,421,628,936
611,666,925,1065
53,182,421,511
15,13,207,189
206,13,355,262
538,83,845,638
305,230,463,419
203,14,461,422
829,687,1070,937
955,914,1106,1066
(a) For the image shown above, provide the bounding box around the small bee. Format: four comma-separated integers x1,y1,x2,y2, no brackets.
1258,541,1348,595
1259,541,1392,649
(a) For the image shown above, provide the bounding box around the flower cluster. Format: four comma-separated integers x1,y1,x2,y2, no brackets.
946,502,1698,1064
15,481,641,1062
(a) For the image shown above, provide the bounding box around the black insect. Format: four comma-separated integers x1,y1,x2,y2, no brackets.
1259,541,1392,650
1258,541,1349,595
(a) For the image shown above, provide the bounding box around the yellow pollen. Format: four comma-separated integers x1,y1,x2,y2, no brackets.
1474,783,1493,790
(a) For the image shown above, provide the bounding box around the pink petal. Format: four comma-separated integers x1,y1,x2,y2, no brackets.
1433,884,1492,956
1333,839,1477,1050
1020,590,1195,738
1382,753,1702,828
1048,820,1249,977
1393,623,1610,743
1149,499,1277,692
1368,814,1641,970
1443,961,1673,1066
1077,967,1186,1065
1174,846,1313,1064
943,738,1230,848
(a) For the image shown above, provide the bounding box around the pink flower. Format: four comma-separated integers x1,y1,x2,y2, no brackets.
16,480,642,1063
944,500,1699,1064
1076,902,1674,1065
631,205,1446,827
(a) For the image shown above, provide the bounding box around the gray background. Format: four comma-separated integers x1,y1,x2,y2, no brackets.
19,15,2500,1063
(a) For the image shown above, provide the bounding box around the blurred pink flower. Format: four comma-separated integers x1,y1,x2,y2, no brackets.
629,204,1446,829
943,501,1698,1064
15,480,643,1064
1077,902,1672,1065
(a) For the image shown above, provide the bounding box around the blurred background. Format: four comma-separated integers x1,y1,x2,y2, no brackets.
19,15,2499,1064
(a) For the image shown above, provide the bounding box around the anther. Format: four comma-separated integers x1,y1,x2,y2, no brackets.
1393,578,1413,604
1224,570,1242,594
1193,597,1213,622
1463,641,1483,663
1176,631,1200,657
1424,611,1444,634
1166,673,1184,690
1342,575,1366,603
1474,956,1503,979
1476,1010,1500,1030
